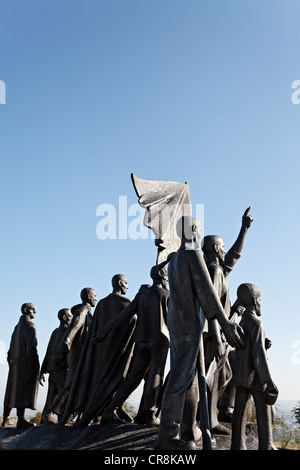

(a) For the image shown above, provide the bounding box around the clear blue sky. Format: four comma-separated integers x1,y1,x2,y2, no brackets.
0,0,300,413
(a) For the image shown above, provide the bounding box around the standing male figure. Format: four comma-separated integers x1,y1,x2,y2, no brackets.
2,303,40,428
155,216,244,450
201,207,253,433
93,274,130,332
44,288,97,424
61,274,136,426
39,308,73,423
98,265,169,426
230,283,278,450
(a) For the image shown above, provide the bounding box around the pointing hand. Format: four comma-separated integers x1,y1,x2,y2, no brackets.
242,207,254,229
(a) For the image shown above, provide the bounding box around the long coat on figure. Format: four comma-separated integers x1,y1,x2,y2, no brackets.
4,315,39,410
61,292,137,425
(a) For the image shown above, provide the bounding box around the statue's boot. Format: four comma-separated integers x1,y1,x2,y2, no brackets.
100,410,127,425
134,410,160,426
211,423,230,435
154,438,196,450
1,417,14,428
16,418,34,429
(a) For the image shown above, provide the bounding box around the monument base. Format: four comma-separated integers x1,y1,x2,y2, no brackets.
0,421,258,451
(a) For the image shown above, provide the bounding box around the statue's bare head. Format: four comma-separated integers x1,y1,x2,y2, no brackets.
80,288,97,307
237,283,261,316
57,308,73,326
112,274,128,295
21,303,36,318
176,216,201,248
150,265,168,288
201,235,226,262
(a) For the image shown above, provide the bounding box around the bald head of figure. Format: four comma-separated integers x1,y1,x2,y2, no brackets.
176,216,201,249
57,308,73,326
21,303,36,319
80,287,97,308
111,274,128,295
201,235,226,262
237,283,261,316
150,265,168,289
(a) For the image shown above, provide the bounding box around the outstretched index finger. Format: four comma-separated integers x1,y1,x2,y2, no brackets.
243,207,251,216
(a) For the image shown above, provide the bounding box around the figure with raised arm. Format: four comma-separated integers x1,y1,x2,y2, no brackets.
201,207,253,433
154,216,244,450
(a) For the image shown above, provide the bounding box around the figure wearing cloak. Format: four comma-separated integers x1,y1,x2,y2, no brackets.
44,288,97,423
2,303,39,428
39,308,73,423
61,275,137,426
98,265,170,426
202,208,253,433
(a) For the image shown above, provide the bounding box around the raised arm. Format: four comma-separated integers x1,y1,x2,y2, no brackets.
225,207,253,270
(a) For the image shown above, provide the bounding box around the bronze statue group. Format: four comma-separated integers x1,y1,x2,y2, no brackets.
2,208,279,450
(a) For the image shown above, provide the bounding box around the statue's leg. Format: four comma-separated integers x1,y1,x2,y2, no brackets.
16,408,34,428
253,390,277,450
136,340,169,423
155,333,200,450
2,406,12,427
230,387,251,450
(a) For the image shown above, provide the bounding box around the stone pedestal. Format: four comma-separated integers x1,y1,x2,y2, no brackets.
0,421,258,451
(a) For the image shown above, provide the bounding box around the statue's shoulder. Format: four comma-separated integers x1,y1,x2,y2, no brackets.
177,248,202,262
241,311,263,332
21,316,37,331
103,293,131,307
206,260,223,276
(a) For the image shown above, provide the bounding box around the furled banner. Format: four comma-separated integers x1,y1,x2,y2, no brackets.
131,173,192,263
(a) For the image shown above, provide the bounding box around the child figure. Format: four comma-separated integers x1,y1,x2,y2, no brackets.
230,283,278,450
39,308,73,423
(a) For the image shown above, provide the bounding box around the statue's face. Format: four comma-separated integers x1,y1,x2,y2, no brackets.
161,276,168,289
88,289,97,307
192,224,201,249
119,277,128,295
215,238,226,262
254,294,261,316
63,311,73,326
26,304,36,318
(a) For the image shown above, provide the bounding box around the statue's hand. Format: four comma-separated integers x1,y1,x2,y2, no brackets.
242,207,254,229
39,373,45,386
230,299,244,317
92,328,110,344
266,378,278,395
265,337,272,350
213,340,225,362
223,321,245,349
